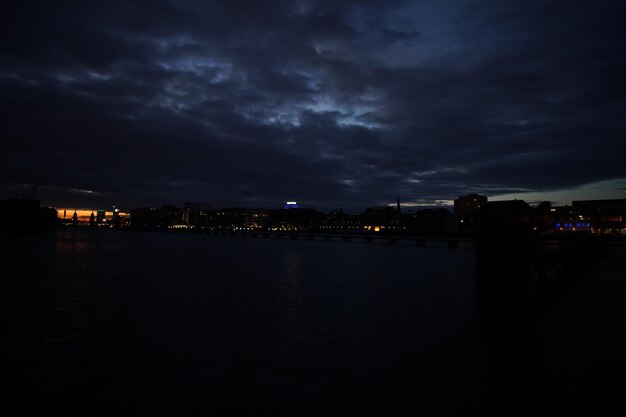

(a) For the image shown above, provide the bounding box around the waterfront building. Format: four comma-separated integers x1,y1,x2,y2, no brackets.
320,209,363,232
549,205,591,233
112,206,121,227
214,208,248,230
181,202,190,225
454,193,488,217
401,208,453,235
245,209,272,230
362,206,397,232
572,199,626,235
159,205,177,228
130,206,160,229
454,193,488,232
271,207,323,231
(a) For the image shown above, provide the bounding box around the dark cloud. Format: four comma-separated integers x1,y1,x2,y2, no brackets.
2,0,625,211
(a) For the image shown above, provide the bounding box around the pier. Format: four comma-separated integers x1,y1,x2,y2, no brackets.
164,227,474,248
475,201,608,310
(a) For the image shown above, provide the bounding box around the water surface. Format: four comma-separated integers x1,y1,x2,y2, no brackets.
1,229,624,415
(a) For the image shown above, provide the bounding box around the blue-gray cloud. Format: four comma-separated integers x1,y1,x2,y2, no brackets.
1,0,625,211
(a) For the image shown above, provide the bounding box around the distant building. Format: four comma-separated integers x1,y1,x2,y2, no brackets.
188,209,212,228
271,207,322,231
362,206,397,232
245,209,272,230
111,206,121,227
572,199,626,235
402,208,453,235
181,202,190,225
96,210,106,224
454,193,488,233
0,198,57,234
454,193,488,217
130,206,160,229
549,205,591,233
214,208,248,230
320,209,362,232
159,205,177,228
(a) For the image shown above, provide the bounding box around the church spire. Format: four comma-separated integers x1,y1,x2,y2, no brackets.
396,195,401,214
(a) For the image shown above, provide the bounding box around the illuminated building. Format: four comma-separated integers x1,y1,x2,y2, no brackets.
215,208,247,230
550,205,591,233
362,206,396,232
181,202,190,225
572,199,626,235
245,209,272,230
454,193,488,217
112,206,121,227
320,209,362,232
454,193,487,232
271,207,322,231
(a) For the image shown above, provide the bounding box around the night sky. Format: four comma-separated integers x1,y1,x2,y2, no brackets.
2,1,626,211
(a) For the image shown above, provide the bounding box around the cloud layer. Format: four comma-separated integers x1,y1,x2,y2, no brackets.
2,0,625,210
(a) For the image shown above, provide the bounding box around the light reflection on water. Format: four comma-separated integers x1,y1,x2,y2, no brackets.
2,229,624,415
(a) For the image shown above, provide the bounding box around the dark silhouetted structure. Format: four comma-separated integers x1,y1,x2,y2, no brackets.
454,193,487,233
319,209,362,232
245,209,272,230
362,206,397,232
402,208,453,235
475,199,608,314
475,200,533,309
0,198,57,234
271,207,323,231
572,199,626,235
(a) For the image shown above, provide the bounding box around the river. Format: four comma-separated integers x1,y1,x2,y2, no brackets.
1,228,624,415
